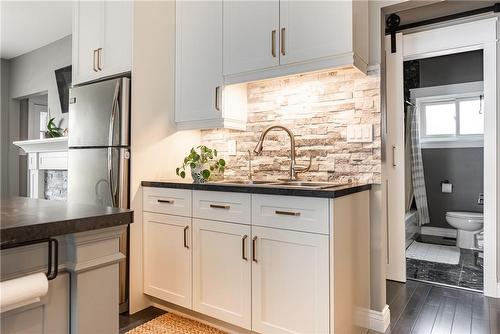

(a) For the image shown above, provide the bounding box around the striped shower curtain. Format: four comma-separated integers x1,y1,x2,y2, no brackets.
409,106,430,226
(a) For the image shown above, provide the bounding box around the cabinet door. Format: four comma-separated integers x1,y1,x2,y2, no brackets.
72,1,103,85
143,212,192,309
193,219,251,329
101,1,133,76
279,0,352,65
175,1,223,125
252,226,329,334
223,0,279,75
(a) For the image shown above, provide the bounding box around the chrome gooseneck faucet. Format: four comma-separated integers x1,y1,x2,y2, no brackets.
253,125,311,181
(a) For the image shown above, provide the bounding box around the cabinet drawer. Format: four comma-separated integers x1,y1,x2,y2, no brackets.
193,191,250,224
143,187,192,217
252,194,329,234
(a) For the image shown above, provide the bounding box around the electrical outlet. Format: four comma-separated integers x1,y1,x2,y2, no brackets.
227,140,237,156
347,124,373,143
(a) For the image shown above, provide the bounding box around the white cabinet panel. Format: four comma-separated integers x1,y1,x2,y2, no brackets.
193,219,251,329
252,194,329,234
72,0,132,85
279,1,352,65
193,190,250,224
101,1,133,77
143,187,192,217
72,1,103,85
251,226,329,334
223,0,279,75
175,1,223,125
143,212,192,308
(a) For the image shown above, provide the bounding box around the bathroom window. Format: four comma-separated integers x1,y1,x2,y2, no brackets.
419,94,483,147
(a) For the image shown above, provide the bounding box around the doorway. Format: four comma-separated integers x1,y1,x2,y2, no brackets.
383,18,498,297
403,51,484,291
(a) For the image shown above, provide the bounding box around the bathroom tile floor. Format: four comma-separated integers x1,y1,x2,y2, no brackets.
406,235,483,291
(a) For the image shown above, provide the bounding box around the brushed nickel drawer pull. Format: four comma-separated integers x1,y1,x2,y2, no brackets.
97,47,103,71
215,86,221,111
93,49,98,72
210,204,230,209
271,30,276,57
275,210,300,216
183,226,189,249
252,236,257,263
281,27,286,55
157,199,174,204
242,235,248,261
392,145,396,167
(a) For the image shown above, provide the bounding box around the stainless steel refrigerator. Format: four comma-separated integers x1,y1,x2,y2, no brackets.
68,77,130,313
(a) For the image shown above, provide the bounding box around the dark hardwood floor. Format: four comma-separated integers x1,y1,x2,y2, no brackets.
384,279,499,334
119,281,500,334
119,307,166,334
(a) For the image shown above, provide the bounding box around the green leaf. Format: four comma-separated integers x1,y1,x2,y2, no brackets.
219,159,225,166
176,167,180,175
180,171,186,178
202,169,210,179
213,149,218,156
190,162,196,169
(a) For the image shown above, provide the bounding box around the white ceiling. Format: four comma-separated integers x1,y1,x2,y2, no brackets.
1,1,72,59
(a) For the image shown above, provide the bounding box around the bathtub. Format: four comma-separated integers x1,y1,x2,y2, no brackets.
405,209,419,248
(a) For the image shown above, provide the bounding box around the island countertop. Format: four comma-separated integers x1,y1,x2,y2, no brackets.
1,197,133,246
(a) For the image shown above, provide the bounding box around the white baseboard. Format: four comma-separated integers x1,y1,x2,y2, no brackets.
355,305,390,333
420,226,457,238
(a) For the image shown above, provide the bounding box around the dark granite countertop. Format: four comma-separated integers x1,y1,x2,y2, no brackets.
1,197,133,247
141,179,371,198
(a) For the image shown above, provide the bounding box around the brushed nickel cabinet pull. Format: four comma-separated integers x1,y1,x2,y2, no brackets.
281,27,286,55
271,30,277,57
93,49,98,72
275,210,300,216
392,145,396,167
183,226,189,249
215,86,221,111
210,204,230,209
97,48,103,71
157,199,174,204
242,235,248,261
252,236,258,263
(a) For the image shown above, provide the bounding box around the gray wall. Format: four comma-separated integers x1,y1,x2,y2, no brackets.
419,50,483,87
422,148,484,229
9,35,71,129
1,59,10,196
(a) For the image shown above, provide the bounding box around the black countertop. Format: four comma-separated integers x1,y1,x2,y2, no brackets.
1,197,133,247
141,179,371,198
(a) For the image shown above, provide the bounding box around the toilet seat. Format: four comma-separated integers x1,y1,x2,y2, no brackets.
446,211,483,219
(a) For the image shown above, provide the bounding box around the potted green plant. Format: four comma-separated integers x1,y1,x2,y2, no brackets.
176,145,226,183
45,118,63,138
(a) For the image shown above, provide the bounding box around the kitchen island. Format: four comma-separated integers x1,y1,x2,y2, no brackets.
1,197,133,334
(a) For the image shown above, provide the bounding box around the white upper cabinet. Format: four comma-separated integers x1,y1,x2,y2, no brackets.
279,1,352,65
175,1,247,130
223,0,368,84
223,1,280,75
72,1,133,85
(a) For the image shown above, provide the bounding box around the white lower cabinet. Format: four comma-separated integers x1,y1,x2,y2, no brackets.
143,212,192,309
251,226,330,334
193,219,252,329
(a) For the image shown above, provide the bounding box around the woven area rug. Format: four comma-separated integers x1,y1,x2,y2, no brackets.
406,241,460,265
125,313,227,334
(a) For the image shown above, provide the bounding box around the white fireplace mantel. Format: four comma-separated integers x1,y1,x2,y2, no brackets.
13,137,68,154
13,137,69,199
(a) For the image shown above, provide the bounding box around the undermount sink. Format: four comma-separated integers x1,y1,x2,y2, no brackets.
215,180,274,185
215,180,347,189
271,181,348,189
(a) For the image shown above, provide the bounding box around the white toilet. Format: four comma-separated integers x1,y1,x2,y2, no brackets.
445,211,483,249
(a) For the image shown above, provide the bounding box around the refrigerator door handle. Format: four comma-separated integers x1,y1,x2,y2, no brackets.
108,81,121,147
108,148,118,207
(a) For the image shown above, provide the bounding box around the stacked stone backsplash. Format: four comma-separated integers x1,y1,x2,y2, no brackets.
201,67,381,184
44,170,68,201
